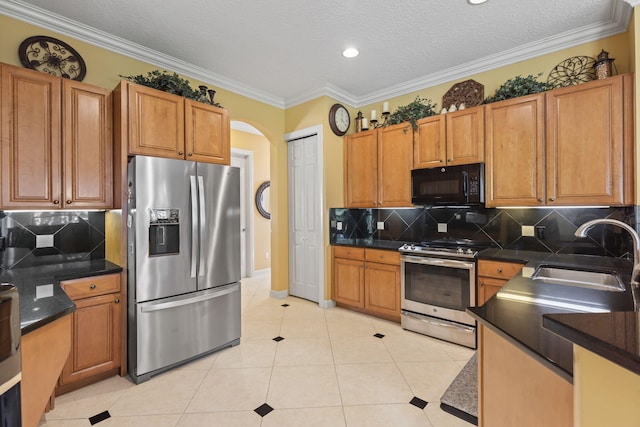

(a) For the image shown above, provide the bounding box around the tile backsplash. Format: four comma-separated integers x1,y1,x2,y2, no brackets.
330,206,638,259
0,211,105,269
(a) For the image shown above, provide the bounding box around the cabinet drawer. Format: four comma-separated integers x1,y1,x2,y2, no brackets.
61,273,121,300
365,248,400,265
477,260,524,279
333,246,365,260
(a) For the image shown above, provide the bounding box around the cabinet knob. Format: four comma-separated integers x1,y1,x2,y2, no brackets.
480,281,484,287
188,152,193,157
90,284,96,289
448,159,453,162
114,298,120,304
497,268,503,273
439,159,444,163
379,255,384,259
53,200,60,205
66,200,72,204
549,197,555,202
537,198,543,202
178,151,184,155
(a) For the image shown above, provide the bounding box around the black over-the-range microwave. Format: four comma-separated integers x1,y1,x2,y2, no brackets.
411,163,485,205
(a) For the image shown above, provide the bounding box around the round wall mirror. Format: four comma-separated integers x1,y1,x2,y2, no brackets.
256,181,270,219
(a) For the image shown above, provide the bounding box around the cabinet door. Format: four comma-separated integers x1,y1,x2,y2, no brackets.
344,130,378,207
478,276,506,305
485,94,545,207
414,115,446,168
377,123,413,206
364,261,400,320
62,80,113,208
127,82,185,159
333,257,365,308
185,100,230,164
446,106,484,165
1,64,61,208
546,74,632,206
59,293,122,386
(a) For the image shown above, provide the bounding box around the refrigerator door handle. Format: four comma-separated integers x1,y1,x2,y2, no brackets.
197,175,206,277
190,175,198,278
140,284,238,312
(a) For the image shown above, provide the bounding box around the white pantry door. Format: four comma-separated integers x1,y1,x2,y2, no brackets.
288,133,322,302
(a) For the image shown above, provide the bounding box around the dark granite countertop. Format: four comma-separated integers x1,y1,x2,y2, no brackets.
542,311,640,376
0,260,122,335
331,238,409,251
468,250,635,382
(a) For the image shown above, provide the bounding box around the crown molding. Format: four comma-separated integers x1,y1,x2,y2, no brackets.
0,0,634,110
0,0,286,108
355,4,632,107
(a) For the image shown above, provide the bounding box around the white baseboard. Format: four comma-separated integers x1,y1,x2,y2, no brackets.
270,289,288,299
319,299,336,309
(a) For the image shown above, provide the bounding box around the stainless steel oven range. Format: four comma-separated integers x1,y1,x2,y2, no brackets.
400,240,483,349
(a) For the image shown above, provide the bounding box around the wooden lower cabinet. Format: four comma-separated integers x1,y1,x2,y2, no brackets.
21,314,72,427
477,259,524,305
57,274,122,394
333,246,401,321
478,325,573,427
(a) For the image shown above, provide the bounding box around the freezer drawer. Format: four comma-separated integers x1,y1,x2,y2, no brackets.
134,283,240,380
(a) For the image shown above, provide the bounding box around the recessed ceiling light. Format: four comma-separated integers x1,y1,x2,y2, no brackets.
468,0,487,4
342,48,359,58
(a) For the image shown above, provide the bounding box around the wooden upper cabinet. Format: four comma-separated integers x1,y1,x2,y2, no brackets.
546,74,633,206
126,83,185,159
123,81,230,165
414,115,446,168
1,64,61,209
63,80,113,208
185,99,230,164
485,93,545,207
344,129,378,207
377,123,413,206
414,106,484,169
446,105,484,165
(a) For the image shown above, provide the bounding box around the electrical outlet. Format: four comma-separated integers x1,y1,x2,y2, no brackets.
337,221,343,231
521,225,535,237
377,221,385,230
437,223,447,233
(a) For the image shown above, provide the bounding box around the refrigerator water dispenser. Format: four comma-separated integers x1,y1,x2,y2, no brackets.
148,208,180,256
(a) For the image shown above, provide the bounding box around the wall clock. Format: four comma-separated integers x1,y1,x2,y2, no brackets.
328,103,350,136
18,35,87,81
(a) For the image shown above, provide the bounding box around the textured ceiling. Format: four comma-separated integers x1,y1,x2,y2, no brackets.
1,0,637,107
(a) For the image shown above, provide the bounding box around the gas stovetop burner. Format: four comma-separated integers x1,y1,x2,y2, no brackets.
399,239,491,259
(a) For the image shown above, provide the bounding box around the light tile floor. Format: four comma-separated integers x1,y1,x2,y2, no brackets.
39,271,475,426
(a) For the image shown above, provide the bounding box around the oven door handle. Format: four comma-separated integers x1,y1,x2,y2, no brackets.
401,255,474,270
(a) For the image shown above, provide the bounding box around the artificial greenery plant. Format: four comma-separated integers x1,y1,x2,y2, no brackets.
120,70,223,107
483,73,556,104
386,96,438,131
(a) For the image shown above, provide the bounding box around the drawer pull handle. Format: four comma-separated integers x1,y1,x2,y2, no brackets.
90,284,97,289
497,268,502,273
114,298,120,303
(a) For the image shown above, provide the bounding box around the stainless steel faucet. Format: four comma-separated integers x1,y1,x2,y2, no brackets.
574,218,640,288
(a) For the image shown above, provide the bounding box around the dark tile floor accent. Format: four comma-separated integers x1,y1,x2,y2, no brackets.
281,303,290,307
89,410,111,425
273,336,285,342
373,333,385,338
409,396,428,409
254,403,274,417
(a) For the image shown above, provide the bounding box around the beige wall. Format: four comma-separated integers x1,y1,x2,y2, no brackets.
231,130,271,271
0,14,289,292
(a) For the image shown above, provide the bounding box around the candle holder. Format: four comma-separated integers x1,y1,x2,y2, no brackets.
371,111,390,128
355,111,364,132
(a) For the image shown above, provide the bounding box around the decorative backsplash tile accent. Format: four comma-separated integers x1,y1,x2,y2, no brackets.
0,211,105,269
330,206,637,258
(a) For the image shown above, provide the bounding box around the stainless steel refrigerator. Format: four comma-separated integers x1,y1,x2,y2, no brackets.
126,155,241,384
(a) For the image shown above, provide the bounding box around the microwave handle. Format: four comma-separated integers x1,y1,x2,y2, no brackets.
462,171,469,197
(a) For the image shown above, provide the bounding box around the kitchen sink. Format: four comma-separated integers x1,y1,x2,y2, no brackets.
532,266,625,292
